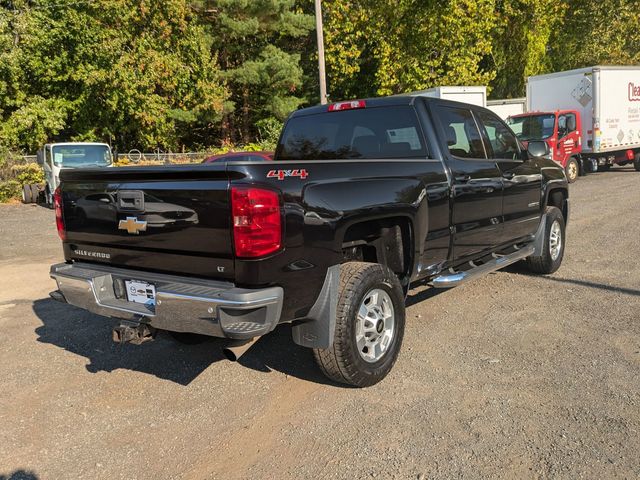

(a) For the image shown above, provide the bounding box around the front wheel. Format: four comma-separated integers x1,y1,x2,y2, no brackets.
525,206,565,274
313,262,405,387
565,158,579,183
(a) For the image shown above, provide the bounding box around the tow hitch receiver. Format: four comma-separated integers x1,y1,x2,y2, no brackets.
112,321,157,345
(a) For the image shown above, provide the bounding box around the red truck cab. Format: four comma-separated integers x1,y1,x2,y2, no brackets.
508,110,582,182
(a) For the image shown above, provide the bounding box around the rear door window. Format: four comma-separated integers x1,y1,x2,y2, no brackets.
277,106,427,160
436,106,486,159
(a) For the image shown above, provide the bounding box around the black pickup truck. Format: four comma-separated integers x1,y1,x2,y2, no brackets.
50,95,569,387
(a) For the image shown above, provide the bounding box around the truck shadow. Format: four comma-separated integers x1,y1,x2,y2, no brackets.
504,263,640,297
405,285,446,307
0,470,39,480
32,298,338,387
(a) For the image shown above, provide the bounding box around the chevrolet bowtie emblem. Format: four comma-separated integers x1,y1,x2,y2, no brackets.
118,216,147,234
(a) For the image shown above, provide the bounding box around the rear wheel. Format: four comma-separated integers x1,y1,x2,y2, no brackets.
525,206,565,274
21,184,34,204
313,262,405,387
30,184,40,203
634,154,640,172
565,158,579,183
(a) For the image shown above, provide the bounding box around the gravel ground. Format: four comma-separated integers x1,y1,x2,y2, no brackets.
0,167,639,480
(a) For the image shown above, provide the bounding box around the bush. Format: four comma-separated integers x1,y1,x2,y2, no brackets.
256,117,283,151
13,163,45,185
0,160,45,203
0,180,21,203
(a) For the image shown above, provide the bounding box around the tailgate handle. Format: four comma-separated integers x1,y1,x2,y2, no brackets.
118,190,145,211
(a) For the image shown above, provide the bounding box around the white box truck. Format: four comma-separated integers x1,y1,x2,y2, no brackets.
487,97,526,120
407,86,487,107
506,66,640,182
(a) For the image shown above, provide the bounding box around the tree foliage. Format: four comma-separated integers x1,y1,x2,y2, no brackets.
197,0,313,143
1,0,226,151
323,0,496,99
0,0,638,154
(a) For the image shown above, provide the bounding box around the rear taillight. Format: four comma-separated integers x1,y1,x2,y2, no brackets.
626,149,634,161
231,186,281,258
54,186,66,241
328,100,366,112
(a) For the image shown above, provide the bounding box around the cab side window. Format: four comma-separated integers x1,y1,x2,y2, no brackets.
477,111,520,160
437,106,486,159
557,113,576,139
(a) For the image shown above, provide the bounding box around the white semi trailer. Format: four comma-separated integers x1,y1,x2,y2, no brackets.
408,86,487,107
487,97,526,120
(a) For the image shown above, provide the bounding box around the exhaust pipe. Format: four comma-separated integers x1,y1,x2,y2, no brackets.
49,289,67,303
222,337,259,361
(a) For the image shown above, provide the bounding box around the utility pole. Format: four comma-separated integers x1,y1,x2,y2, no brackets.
314,0,328,104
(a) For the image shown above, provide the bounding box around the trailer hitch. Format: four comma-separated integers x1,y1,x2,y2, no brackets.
112,321,157,345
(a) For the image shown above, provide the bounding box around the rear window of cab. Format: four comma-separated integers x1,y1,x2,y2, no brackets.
276,106,427,160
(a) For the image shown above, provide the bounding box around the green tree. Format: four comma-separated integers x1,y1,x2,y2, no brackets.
197,0,314,143
323,0,497,101
489,0,566,99
549,0,640,71
0,0,227,152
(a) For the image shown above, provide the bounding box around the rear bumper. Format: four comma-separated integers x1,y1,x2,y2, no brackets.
50,262,283,339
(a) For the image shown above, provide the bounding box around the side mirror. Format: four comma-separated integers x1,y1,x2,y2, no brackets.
527,141,549,159
36,149,44,165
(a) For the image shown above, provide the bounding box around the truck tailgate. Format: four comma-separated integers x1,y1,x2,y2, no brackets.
59,164,234,279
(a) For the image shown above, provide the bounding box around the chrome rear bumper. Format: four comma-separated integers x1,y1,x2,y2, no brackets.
50,262,283,339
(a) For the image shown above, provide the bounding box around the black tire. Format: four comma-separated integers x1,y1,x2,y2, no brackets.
30,184,40,203
168,331,210,345
634,154,640,172
525,206,565,274
565,158,579,183
313,262,405,387
21,184,33,204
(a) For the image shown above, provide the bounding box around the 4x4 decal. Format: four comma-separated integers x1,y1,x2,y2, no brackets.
267,169,309,180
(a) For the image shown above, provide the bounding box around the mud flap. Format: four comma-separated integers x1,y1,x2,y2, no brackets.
532,212,548,257
291,264,339,349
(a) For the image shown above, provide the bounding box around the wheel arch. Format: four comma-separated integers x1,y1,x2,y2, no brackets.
545,186,568,222
340,215,415,287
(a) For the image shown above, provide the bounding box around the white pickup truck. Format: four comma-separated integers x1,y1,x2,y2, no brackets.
23,142,114,205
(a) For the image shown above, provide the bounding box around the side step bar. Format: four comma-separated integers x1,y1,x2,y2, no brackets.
431,244,534,289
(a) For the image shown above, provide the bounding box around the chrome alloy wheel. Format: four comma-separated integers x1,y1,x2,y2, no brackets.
549,219,562,261
567,161,578,181
356,288,395,363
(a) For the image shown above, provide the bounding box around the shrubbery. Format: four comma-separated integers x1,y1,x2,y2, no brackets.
0,180,21,203
0,159,45,203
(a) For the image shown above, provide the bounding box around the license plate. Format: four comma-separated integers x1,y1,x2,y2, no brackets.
125,280,156,306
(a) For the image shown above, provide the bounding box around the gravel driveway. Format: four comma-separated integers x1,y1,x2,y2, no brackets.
0,167,639,480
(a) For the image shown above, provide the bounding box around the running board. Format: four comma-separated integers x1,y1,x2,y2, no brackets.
431,244,534,289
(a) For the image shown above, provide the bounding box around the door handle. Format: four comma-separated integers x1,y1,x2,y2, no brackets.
454,174,471,183
502,171,516,180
